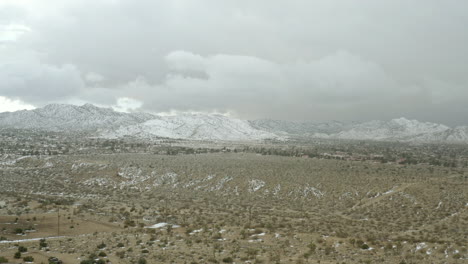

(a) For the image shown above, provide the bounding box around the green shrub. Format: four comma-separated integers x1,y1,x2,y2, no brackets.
23,256,34,262
18,246,27,252
222,257,233,263
97,242,106,249
39,238,48,248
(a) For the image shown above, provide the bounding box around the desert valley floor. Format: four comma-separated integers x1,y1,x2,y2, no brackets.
0,147,467,263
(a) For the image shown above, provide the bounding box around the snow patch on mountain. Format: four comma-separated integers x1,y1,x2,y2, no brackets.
0,103,155,131
412,126,468,143
103,113,280,141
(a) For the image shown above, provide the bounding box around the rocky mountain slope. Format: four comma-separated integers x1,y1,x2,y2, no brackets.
103,113,279,141
333,118,450,141
0,104,155,132
0,104,466,143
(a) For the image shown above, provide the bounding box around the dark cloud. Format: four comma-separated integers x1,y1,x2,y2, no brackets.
0,0,467,125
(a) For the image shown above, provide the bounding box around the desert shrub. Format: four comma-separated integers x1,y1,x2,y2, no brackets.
307,242,316,251
116,251,125,258
23,256,34,262
97,242,106,249
18,246,27,252
39,238,48,248
222,257,233,263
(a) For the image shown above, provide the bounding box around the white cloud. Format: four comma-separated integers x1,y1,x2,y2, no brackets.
0,24,31,42
112,97,143,113
166,51,207,72
0,96,35,113
0,45,85,104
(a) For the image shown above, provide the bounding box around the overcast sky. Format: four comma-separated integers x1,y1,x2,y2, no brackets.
0,0,467,125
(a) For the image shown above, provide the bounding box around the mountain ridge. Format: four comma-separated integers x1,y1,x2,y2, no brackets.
0,104,466,143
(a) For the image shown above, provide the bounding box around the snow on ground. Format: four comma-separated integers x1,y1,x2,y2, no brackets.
71,162,95,170
153,172,178,187
416,243,427,251
248,179,265,193
272,184,281,196
303,185,324,198
0,155,29,166
0,236,65,244
146,223,180,229
189,229,203,235
383,188,395,195
210,176,233,191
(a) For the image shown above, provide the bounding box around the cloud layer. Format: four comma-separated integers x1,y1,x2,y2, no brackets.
0,0,467,124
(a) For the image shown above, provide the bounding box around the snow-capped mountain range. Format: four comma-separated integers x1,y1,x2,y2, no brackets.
0,104,466,143
0,104,155,132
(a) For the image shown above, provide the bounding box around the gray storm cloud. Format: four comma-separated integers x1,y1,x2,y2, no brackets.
0,0,467,124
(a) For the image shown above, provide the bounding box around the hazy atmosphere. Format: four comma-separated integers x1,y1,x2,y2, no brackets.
1,0,467,125
1,2,468,263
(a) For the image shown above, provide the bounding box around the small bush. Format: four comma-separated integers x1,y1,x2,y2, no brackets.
23,256,34,262
97,242,106,249
18,246,27,252
39,238,48,248
222,257,234,263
